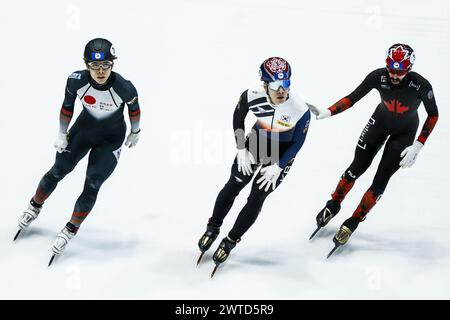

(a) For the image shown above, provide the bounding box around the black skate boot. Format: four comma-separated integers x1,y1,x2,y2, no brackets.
317,200,341,227
327,216,360,258
211,237,238,277
196,223,220,265
309,199,341,240
333,216,359,246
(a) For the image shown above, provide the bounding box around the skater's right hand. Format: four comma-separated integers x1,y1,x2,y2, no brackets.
53,132,68,153
307,103,331,120
236,148,256,176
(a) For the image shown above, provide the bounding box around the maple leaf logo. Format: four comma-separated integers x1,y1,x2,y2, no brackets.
391,46,409,62
383,99,410,114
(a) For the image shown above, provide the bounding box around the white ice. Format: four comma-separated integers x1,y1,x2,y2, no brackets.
0,0,449,299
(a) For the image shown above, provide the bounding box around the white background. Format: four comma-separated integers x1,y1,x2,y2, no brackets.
0,0,449,299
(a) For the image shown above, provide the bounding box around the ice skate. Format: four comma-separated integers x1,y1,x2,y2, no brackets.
197,223,220,265
14,202,42,241
327,216,360,258
309,199,341,240
211,237,238,277
48,226,76,266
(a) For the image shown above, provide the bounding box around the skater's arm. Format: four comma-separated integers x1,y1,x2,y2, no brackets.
278,110,311,168
113,75,141,133
59,74,79,133
233,90,249,149
328,70,378,116
124,88,141,148
125,86,140,133
417,82,439,144
127,100,141,133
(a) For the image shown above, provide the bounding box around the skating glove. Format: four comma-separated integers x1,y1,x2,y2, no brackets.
256,164,283,192
125,130,140,148
236,148,256,176
307,103,331,120
399,140,423,168
53,132,68,153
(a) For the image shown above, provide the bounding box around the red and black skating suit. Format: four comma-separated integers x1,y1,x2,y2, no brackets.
328,68,438,221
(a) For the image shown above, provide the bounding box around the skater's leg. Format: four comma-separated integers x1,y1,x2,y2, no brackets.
32,128,90,205
227,189,268,242
352,130,416,222
50,125,125,258
18,128,90,232
331,115,388,203
211,159,294,267
228,158,294,241
69,141,123,232
314,116,388,231
314,142,382,228
331,140,383,202
53,142,120,255
334,130,417,246
198,155,259,259
209,157,260,227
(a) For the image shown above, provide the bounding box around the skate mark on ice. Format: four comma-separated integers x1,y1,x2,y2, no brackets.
237,250,285,266
312,228,336,239
351,233,450,260
24,227,55,238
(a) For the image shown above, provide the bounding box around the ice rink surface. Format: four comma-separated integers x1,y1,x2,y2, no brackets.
0,0,449,299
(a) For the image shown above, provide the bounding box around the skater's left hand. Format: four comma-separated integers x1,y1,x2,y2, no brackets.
256,164,283,192
399,140,423,168
307,103,331,120
125,129,140,148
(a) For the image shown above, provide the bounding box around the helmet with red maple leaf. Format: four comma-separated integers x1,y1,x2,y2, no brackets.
386,43,415,72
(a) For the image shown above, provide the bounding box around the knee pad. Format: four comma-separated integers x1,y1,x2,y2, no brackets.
223,175,248,195
47,165,70,181
247,190,267,207
84,174,104,192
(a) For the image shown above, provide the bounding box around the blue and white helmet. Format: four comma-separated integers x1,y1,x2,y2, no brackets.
259,57,292,82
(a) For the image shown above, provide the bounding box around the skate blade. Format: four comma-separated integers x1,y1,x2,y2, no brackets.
309,226,322,240
326,245,340,259
196,252,205,266
210,265,219,278
48,254,56,267
13,229,22,242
